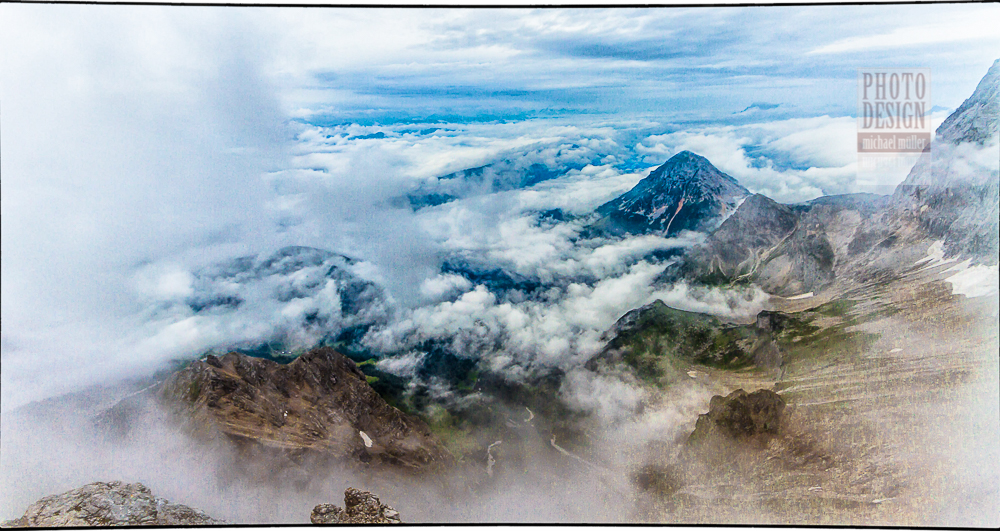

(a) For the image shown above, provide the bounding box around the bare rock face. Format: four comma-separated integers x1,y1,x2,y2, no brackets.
159,348,448,469
663,192,885,297
689,389,785,443
1,481,222,527
311,488,402,524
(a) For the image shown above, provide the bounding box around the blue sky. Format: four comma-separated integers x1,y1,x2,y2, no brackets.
2,3,999,408
269,6,1000,125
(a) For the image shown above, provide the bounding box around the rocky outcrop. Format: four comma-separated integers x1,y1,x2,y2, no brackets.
311,488,401,524
1,482,221,527
595,151,750,237
688,389,785,443
158,348,448,469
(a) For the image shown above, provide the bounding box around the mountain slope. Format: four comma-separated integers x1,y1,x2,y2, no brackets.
890,59,1000,263
157,348,448,469
595,151,750,237
672,193,798,283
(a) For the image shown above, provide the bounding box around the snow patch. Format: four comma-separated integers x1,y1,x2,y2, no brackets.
486,440,502,477
916,240,959,271
945,265,999,299
786,292,814,300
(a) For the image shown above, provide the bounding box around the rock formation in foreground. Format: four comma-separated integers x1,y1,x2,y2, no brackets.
688,388,786,443
311,488,402,524
1,481,222,527
158,348,448,469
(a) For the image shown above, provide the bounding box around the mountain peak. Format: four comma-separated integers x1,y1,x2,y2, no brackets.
668,150,703,162
664,150,708,165
935,58,999,145
656,150,720,171
643,150,744,189
595,151,749,237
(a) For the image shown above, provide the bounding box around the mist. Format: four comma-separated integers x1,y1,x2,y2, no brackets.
1,6,291,409
0,370,721,523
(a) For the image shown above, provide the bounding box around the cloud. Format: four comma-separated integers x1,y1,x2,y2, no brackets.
420,274,475,301
635,116,877,202
559,367,647,422
264,5,1000,123
376,350,428,379
807,14,1000,55
1,6,295,409
365,259,767,387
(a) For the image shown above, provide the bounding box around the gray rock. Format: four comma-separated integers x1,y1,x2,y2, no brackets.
684,193,799,280
660,192,887,296
311,488,402,524
889,59,998,264
1,481,222,527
